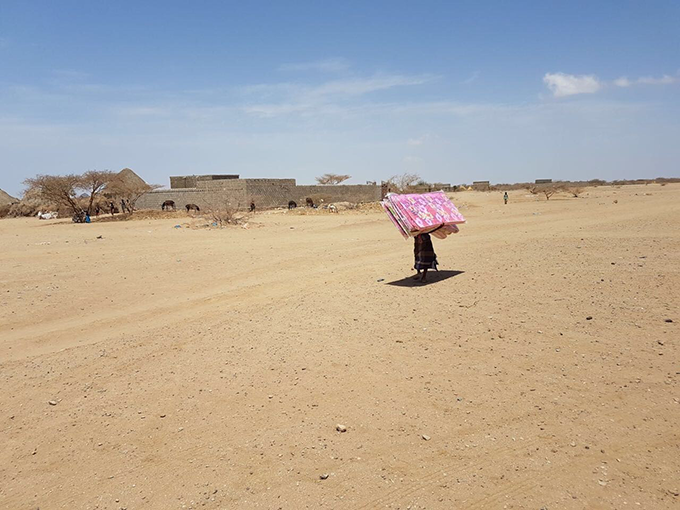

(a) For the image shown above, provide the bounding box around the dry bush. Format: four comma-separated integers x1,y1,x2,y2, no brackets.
542,184,568,200
569,187,585,197
315,173,351,185
207,199,248,227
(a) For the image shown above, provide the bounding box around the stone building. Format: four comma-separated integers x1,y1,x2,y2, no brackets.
472,180,491,190
136,174,381,211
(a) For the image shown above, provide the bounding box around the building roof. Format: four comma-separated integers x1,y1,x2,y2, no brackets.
116,168,147,188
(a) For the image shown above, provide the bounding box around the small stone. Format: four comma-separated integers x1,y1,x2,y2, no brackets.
319,473,329,480
665,319,673,323
586,316,593,320
598,480,607,486
570,442,577,447
422,434,431,441
160,414,166,418
48,400,57,406
336,424,347,433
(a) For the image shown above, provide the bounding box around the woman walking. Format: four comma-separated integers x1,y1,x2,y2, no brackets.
413,232,438,283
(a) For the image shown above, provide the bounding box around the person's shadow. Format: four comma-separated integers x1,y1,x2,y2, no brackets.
386,270,464,287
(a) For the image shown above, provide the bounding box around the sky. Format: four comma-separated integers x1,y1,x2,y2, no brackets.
0,0,679,196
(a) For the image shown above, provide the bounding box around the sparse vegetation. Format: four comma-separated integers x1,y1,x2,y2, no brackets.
206,199,247,227
386,173,421,193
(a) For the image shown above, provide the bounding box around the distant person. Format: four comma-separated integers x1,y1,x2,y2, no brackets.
121,199,128,213
95,205,101,216
413,233,438,283
85,212,91,223
503,192,509,205
109,201,115,215
249,201,256,212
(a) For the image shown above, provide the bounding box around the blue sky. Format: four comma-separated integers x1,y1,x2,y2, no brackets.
1,0,679,196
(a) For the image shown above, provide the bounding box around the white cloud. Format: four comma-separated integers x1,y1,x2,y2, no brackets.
613,77,631,88
462,71,480,84
241,73,435,117
614,74,678,87
279,58,351,73
637,74,678,85
543,73,602,97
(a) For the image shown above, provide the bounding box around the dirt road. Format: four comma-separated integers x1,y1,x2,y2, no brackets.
1,184,678,509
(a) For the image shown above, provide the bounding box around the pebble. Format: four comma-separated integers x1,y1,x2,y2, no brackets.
319,473,329,480
422,434,431,441
160,414,166,418
336,424,347,433
48,400,57,406
665,319,673,323
586,316,593,320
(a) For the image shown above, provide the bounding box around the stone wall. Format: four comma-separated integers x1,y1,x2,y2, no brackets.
136,188,213,211
136,179,381,211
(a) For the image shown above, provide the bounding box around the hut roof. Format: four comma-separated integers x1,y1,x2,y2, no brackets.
0,188,18,206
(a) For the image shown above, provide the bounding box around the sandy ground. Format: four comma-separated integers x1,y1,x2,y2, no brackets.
1,184,679,509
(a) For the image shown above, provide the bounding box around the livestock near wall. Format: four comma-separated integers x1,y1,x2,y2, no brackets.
136,175,381,211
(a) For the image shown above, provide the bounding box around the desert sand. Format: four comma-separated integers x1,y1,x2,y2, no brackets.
1,184,678,509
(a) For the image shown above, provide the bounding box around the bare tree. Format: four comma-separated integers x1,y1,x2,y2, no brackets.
80,170,116,215
23,174,82,215
386,173,421,193
568,187,585,197
315,173,351,185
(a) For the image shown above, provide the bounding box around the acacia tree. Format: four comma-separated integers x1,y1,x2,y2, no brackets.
80,170,115,215
315,173,351,185
23,174,82,215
